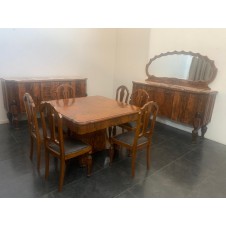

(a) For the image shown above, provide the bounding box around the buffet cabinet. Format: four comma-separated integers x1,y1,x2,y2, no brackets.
1,77,87,127
132,80,217,141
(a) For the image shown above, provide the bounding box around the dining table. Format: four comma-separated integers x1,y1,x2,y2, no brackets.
45,95,140,151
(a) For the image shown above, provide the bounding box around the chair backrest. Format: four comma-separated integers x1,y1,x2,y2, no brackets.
129,89,150,107
134,101,159,144
23,93,41,140
40,102,65,156
56,84,75,99
116,85,130,104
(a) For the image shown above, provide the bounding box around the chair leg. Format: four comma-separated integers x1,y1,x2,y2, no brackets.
127,149,132,157
52,157,58,171
113,126,116,136
59,160,66,192
109,145,115,164
36,142,41,171
131,149,137,177
79,156,86,168
45,151,50,180
86,153,92,177
30,136,34,160
146,144,151,170
67,128,71,137
108,127,112,140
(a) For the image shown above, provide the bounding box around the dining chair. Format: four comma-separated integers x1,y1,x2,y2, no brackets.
56,83,75,99
23,93,43,171
116,85,130,104
40,102,92,192
110,101,158,177
130,88,150,107
108,85,130,138
120,89,150,131
56,83,76,135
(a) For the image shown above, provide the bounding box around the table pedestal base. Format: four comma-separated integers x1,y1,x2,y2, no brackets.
72,129,108,153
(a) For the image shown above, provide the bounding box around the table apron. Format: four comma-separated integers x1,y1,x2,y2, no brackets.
63,113,138,135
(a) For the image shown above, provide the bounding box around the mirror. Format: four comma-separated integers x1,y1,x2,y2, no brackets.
146,51,217,84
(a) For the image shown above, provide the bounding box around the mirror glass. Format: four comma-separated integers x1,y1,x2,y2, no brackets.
146,51,217,83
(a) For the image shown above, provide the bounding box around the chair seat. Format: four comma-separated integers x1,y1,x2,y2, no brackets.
49,137,90,155
113,131,148,147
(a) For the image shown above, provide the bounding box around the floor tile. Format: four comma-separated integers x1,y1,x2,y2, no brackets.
0,121,226,198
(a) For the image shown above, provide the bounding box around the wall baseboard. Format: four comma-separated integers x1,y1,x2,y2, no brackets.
0,119,9,124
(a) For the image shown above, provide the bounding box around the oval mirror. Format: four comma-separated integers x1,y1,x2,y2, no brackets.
146,51,217,84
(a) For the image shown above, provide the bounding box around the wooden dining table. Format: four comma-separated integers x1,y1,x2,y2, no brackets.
46,95,140,151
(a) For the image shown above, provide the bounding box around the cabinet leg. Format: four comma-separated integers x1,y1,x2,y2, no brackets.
12,114,19,129
201,125,207,138
7,112,13,124
192,129,198,143
7,112,19,128
9,101,19,129
192,112,201,143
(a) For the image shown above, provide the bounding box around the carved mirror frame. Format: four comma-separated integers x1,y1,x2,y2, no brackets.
145,51,218,89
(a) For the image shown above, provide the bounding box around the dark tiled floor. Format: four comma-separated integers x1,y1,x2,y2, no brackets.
1,120,226,198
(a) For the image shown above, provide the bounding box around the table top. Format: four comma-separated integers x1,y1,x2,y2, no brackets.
46,95,139,134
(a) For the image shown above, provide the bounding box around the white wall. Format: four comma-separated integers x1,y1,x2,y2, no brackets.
113,28,150,93
148,28,226,145
0,28,116,123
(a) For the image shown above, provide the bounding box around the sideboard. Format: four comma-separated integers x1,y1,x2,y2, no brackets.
1,77,87,127
132,80,217,141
